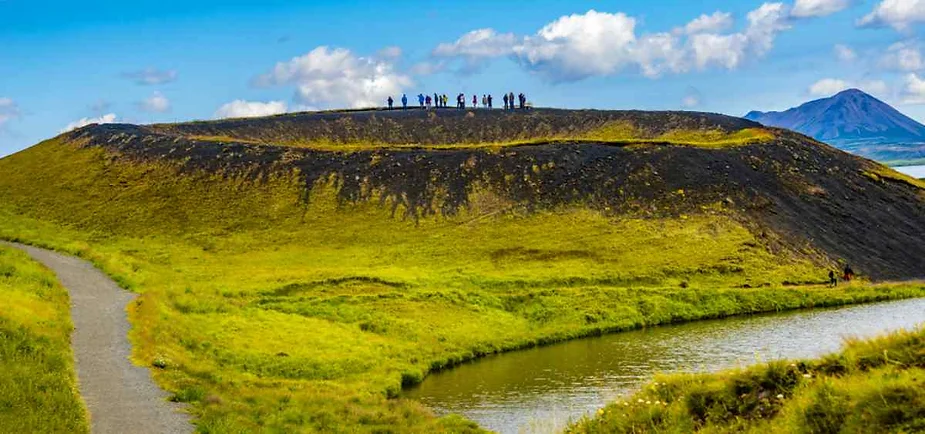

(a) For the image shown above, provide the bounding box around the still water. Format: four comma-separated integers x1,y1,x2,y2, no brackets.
894,164,925,179
404,298,925,433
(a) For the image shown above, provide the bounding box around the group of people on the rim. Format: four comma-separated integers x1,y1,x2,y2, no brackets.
828,264,855,287
386,92,528,111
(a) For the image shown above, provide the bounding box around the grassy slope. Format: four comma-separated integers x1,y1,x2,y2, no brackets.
0,138,923,432
568,326,925,434
0,245,88,433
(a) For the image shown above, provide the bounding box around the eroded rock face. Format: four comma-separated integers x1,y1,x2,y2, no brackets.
67,110,925,281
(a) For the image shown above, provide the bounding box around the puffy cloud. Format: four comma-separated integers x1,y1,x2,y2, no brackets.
880,41,923,71
689,33,749,69
214,100,288,119
0,97,20,129
512,10,650,80
682,11,733,34
60,113,117,133
138,91,171,113
834,44,857,62
808,78,852,95
791,0,854,18
121,68,178,85
255,46,413,108
901,73,925,103
432,4,792,82
433,29,517,58
858,0,925,31
808,78,888,96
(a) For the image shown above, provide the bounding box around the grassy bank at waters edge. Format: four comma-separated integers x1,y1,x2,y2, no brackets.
568,325,925,433
0,245,88,433
0,138,923,432
1,206,923,432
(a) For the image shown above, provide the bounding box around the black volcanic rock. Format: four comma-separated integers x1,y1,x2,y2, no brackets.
745,89,925,145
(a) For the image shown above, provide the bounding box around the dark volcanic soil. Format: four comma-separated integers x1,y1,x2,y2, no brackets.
67,110,925,281
151,108,760,145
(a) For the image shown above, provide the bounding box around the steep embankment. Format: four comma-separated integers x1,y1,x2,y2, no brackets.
52,109,925,280
0,108,923,432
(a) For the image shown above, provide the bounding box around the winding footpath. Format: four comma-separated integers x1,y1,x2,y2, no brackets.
5,242,192,434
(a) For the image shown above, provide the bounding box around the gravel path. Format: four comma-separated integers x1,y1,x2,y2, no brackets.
6,242,192,434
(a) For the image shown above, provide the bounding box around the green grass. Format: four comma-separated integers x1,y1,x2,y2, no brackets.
187,125,775,151
0,245,88,433
0,139,922,432
567,325,925,433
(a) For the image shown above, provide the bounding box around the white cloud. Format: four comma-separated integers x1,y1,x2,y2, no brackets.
689,33,750,69
682,11,733,34
880,41,923,71
809,78,852,95
121,68,178,85
434,29,517,58
214,100,288,119
0,97,20,129
808,78,888,96
138,91,171,113
60,113,117,133
858,0,925,31
791,0,854,18
834,44,857,61
901,73,925,103
432,4,792,82
256,46,413,109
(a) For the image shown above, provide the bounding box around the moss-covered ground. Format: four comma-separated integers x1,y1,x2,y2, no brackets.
0,132,922,432
0,245,88,433
568,325,925,433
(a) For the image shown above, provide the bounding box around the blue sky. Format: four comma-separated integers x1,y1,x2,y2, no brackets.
1,0,924,156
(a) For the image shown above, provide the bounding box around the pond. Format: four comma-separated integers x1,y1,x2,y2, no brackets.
404,298,925,433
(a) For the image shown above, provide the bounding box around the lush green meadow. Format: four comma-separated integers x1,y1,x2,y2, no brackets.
0,245,88,433
0,138,923,432
568,325,925,433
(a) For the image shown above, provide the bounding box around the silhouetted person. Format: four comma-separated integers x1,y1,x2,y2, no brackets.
387,96,393,110
425,95,432,109
401,94,408,109
503,93,509,110
828,270,837,287
418,94,425,109
518,93,525,109
508,92,515,110
473,94,477,108
434,93,439,109
487,94,493,109
843,265,854,282
482,94,487,108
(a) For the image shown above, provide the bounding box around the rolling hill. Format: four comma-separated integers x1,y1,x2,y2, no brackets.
745,89,925,164
1,108,923,432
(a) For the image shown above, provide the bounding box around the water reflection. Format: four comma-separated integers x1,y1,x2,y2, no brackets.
404,298,925,433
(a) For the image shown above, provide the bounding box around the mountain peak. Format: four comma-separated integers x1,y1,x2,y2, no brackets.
834,88,868,97
744,89,925,144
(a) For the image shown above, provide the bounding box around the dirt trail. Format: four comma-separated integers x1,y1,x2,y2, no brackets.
5,242,192,434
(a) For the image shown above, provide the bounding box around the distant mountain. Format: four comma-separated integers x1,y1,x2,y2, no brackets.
744,89,925,164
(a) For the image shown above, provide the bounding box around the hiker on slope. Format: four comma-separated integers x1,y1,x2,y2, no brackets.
401,94,408,109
